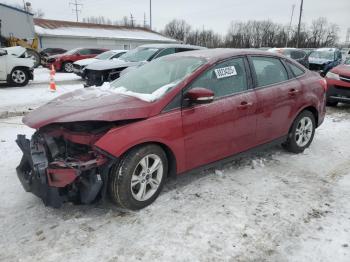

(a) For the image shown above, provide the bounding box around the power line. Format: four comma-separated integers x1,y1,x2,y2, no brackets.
70,0,83,22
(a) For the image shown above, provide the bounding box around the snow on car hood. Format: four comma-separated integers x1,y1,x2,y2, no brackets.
85,59,141,71
3,46,27,57
309,57,332,65
23,87,155,129
74,58,99,67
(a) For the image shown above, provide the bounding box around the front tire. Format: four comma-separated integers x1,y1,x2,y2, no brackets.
9,68,29,86
109,144,168,210
283,110,316,154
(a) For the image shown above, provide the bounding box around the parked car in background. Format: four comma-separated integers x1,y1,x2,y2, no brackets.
42,48,108,73
84,44,206,87
73,50,126,79
39,48,67,58
325,57,350,106
0,46,34,86
341,48,350,62
308,48,342,76
17,49,326,209
268,48,309,68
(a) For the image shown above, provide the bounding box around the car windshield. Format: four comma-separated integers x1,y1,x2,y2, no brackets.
119,47,160,62
109,56,206,102
309,50,334,60
96,51,118,60
64,48,80,55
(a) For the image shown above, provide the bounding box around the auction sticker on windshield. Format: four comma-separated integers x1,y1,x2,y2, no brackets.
215,66,237,79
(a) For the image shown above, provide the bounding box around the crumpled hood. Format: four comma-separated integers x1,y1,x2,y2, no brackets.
331,64,350,76
74,58,99,67
309,57,332,65
3,46,27,57
23,88,154,129
85,59,141,71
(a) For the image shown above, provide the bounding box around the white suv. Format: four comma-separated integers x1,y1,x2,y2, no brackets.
0,46,34,86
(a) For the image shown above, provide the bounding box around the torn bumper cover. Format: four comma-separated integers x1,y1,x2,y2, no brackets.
16,133,115,208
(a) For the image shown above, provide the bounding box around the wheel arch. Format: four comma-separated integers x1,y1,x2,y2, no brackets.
119,141,177,178
289,105,319,134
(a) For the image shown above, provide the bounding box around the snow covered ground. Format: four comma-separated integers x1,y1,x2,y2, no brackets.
0,68,83,117
0,106,350,262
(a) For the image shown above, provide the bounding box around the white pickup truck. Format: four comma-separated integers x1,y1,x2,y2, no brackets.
0,46,34,86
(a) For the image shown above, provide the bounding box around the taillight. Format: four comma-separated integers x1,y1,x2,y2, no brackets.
319,78,327,92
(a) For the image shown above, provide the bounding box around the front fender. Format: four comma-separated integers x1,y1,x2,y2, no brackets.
94,110,187,173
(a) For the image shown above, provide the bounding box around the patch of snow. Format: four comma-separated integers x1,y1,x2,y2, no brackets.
32,68,81,84
1,109,350,261
94,81,177,102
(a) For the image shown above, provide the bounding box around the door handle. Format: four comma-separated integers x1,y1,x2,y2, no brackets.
237,101,253,110
288,89,300,97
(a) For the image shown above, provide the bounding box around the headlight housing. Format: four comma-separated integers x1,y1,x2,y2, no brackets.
326,71,340,80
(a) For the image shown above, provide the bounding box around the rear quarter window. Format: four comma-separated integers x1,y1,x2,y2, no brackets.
286,61,305,77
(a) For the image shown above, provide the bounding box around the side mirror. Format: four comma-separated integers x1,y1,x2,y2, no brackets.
0,49,8,56
185,87,214,104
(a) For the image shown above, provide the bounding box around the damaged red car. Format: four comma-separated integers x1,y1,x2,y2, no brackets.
16,49,326,210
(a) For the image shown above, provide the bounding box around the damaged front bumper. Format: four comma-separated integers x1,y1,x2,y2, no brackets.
16,133,116,208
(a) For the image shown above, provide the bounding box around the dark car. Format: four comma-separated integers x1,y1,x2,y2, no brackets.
268,48,309,68
308,48,342,76
84,44,206,87
39,48,67,57
325,57,350,106
16,49,326,209
42,48,108,72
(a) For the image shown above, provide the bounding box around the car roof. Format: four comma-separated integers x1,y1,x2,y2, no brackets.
138,43,206,50
170,48,285,63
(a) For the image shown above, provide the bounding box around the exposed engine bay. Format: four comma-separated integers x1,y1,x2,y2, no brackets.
15,121,123,208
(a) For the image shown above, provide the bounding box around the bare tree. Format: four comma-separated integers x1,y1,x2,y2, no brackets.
162,19,192,42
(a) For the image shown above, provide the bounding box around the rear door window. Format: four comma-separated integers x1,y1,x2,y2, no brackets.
176,48,196,53
78,49,92,55
251,56,289,87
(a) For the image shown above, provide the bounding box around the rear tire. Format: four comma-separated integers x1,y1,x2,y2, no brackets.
62,62,74,73
109,144,168,210
326,100,338,107
283,110,316,154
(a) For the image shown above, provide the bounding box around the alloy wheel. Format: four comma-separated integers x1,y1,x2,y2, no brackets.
130,154,164,201
11,70,26,84
295,116,313,147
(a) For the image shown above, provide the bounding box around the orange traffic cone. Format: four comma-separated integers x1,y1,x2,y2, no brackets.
49,65,56,92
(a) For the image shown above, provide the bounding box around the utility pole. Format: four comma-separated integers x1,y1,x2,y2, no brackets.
70,0,83,22
149,0,152,30
130,13,135,27
143,13,147,28
296,0,304,48
285,4,295,47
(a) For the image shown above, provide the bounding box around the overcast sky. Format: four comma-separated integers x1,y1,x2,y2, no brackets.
3,0,350,41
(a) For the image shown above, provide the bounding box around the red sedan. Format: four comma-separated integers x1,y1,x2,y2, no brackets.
42,48,108,72
325,57,350,106
17,49,326,209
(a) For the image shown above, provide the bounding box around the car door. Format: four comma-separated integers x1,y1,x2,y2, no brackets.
249,55,301,144
0,52,7,80
181,57,258,170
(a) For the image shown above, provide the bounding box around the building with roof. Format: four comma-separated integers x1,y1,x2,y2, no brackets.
34,18,177,51
0,3,35,42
